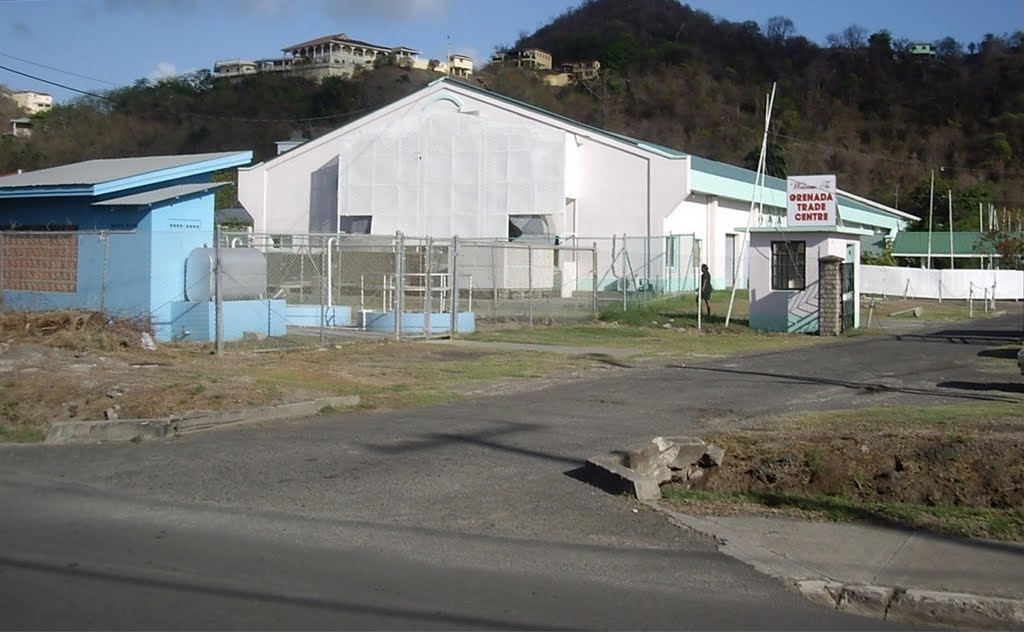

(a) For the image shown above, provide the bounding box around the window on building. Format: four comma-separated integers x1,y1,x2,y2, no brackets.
771,240,806,290
270,234,293,248
665,236,677,268
508,215,549,241
339,215,372,234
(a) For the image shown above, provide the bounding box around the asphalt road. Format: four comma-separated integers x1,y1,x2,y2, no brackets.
1,309,1021,630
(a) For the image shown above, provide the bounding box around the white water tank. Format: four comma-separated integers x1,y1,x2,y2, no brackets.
185,247,266,302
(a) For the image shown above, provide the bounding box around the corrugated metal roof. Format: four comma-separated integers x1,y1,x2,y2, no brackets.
92,182,226,207
0,152,246,188
891,231,1012,256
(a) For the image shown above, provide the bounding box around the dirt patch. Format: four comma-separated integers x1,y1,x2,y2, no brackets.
702,429,1024,508
0,311,605,442
663,423,1024,540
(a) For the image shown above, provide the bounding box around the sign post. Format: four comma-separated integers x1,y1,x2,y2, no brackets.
786,175,838,228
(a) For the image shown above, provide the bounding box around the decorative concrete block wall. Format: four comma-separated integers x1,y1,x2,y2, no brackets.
818,256,843,336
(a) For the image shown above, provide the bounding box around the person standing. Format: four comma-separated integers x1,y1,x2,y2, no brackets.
699,263,712,317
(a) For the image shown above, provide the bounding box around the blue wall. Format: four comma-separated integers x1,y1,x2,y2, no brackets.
285,305,353,328
170,299,287,342
357,310,477,334
146,197,216,340
0,189,217,342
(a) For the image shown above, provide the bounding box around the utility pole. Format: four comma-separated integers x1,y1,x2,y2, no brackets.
926,169,934,268
948,189,954,270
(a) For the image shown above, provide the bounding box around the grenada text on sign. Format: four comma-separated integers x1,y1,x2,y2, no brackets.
786,175,837,227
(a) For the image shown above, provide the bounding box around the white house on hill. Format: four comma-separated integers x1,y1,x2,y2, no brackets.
238,77,914,288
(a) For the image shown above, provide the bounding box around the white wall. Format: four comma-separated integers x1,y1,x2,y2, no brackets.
240,82,692,247
749,232,856,331
458,243,555,290
861,265,1024,300
663,194,751,288
337,107,565,239
239,95,430,235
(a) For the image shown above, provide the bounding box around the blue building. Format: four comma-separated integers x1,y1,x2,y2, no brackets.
0,151,280,342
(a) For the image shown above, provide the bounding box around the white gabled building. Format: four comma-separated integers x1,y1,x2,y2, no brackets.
238,77,914,288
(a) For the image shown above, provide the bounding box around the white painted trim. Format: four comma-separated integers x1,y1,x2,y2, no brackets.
838,188,919,222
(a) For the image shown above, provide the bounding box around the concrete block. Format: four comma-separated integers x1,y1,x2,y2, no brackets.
585,455,662,502
175,396,359,434
699,444,726,467
661,436,707,468
796,580,843,610
625,441,662,476
887,589,1024,630
45,418,174,444
835,585,893,619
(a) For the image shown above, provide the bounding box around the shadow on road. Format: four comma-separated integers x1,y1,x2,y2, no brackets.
669,365,1022,403
0,555,571,631
360,421,580,466
977,348,1021,360
563,455,634,498
897,326,1024,346
938,381,1024,395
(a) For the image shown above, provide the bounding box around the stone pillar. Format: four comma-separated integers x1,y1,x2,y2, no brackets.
818,255,843,336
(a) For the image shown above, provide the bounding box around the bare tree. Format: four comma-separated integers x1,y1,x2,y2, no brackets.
826,24,868,49
764,16,796,44
935,37,963,59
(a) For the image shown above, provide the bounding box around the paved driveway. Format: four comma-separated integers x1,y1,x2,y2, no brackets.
1,309,1020,629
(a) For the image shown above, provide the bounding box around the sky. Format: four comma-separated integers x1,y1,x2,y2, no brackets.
1,0,1022,103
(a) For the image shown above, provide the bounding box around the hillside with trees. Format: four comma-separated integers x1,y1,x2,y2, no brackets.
1,0,1022,234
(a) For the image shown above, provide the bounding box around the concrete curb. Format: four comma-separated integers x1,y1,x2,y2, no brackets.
44,396,360,444
796,580,1024,629
651,503,1024,630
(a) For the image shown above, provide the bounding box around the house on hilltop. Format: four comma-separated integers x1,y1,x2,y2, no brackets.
214,33,473,82
12,91,53,115
907,43,936,57
490,48,553,70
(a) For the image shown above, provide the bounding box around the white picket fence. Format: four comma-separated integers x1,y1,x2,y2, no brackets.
860,265,1024,300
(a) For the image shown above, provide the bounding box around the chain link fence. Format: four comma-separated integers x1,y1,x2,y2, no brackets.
0,229,705,352
0,229,206,340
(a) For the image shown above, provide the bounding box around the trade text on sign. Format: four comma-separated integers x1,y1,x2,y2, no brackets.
789,192,834,214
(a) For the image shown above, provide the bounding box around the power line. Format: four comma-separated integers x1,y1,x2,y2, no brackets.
0,62,114,102
0,61,377,124
0,51,118,86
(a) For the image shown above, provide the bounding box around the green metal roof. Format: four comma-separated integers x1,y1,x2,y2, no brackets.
688,155,915,230
891,231,1019,256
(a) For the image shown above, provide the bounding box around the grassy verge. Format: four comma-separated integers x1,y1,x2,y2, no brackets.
469,290,832,360
0,424,46,443
861,296,1003,322
598,290,751,328
661,401,1024,541
662,488,1024,541
772,400,1024,432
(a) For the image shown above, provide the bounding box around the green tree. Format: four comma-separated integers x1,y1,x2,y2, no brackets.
861,240,896,266
977,231,1024,269
741,142,788,178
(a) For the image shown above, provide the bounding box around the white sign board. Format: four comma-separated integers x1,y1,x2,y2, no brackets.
787,175,837,227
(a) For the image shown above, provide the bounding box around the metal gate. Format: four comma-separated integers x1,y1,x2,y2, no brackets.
841,262,855,332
